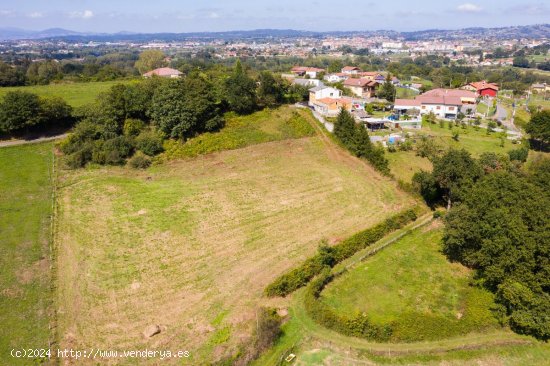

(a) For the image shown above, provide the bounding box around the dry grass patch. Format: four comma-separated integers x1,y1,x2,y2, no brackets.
56,136,415,364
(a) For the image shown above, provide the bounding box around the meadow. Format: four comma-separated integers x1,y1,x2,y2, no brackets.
55,110,415,364
0,80,136,108
0,143,54,365
385,122,518,182
253,219,549,366
320,223,500,341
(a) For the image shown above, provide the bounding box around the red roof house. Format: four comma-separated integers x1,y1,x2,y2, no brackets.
466,81,499,97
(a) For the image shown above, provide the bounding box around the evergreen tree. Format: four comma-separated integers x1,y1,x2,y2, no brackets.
224,60,257,114
377,74,396,102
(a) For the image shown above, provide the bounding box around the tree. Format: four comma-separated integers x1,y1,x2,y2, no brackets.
224,60,257,114
512,56,530,68
258,71,284,107
0,61,25,86
526,110,550,150
38,97,73,127
432,149,482,209
26,60,61,85
134,50,167,74
443,171,550,339
377,74,396,102
0,91,41,132
328,60,343,73
150,75,224,139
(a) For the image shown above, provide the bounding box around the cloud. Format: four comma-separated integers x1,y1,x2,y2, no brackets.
27,12,44,18
69,10,94,19
0,9,15,17
457,3,483,13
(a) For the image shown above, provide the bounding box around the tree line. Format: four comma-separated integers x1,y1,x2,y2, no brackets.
410,113,550,339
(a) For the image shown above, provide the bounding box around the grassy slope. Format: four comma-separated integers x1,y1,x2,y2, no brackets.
159,106,316,161
55,110,415,364
0,80,136,108
253,220,548,366
321,223,499,340
0,143,53,364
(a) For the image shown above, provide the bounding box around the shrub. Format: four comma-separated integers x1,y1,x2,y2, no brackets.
128,152,152,169
102,136,133,165
123,118,145,136
265,209,418,297
508,146,529,162
135,131,164,156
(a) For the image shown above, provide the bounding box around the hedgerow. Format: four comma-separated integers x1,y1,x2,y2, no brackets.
304,268,392,341
265,209,418,297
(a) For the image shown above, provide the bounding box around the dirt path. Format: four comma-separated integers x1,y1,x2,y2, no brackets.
0,133,68,148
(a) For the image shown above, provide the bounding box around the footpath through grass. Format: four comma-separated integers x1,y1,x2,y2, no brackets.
0,143,54,364
0,80,136,108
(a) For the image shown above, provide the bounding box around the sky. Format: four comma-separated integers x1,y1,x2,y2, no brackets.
0,0,549,33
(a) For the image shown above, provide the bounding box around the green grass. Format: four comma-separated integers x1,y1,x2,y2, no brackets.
320,224,499,341
0,80,137,108
0,143,53,365
55,130,414,364
158,106,316,161
385,122,517,182
396,87,418,99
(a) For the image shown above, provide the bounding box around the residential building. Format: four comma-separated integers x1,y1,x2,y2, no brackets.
308,86,342,106
462,81,499,97
324,73,350,83
291,66,325,78
293,78,324,88
341,66,361,75
343,78,379,98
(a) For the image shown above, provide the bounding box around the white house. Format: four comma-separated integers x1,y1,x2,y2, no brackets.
341,66,361,75
308,86,342,106
324,73,350,83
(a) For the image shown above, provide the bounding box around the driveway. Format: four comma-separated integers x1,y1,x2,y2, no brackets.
0,133,68,148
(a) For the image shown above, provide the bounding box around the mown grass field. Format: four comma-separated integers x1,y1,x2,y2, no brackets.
55,108,415,364
0,143,53,365
320,222,499,341
0,80,136,108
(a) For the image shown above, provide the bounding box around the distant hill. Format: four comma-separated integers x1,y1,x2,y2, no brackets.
0,24,549,42
0,27,83,40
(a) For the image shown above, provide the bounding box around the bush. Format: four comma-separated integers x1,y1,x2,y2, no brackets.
123,118,145,136
508,146,529,162
102,136,133,165
135,131,164,156
128,152,152,169
265,209,418,297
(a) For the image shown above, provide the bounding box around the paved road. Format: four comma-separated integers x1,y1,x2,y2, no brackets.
0,133,68,148
495,103,508,121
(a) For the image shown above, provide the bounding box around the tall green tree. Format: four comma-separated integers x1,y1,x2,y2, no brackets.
224,60,257,114
150,75,224,139
526,110,550,150
443,171,550,339
0,91,41,132
432,149,482,209
377,74,396,102
134,50,167,74
258,71,284,107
